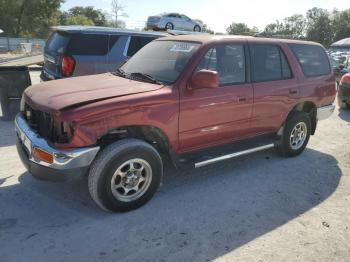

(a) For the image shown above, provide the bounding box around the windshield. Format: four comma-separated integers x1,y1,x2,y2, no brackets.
120,40,200,84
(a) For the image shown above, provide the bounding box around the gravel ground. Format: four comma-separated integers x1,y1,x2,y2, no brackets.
0,73,349,261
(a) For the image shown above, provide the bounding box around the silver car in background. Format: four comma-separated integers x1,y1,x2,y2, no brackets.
146,13,203,32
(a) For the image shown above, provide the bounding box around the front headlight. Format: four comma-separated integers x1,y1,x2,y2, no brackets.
20,95,25,111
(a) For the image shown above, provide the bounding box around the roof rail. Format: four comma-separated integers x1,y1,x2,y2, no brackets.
166,29,210,36
254,32,305,40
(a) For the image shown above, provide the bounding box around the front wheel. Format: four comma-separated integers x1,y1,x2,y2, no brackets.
165,22,174,30
88,139,163,212
277,112,311,157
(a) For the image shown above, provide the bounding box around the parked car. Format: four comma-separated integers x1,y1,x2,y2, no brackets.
146,13,203,32
329,56,349,84
338,73,350,109
16,35,336,212
41,26,165,81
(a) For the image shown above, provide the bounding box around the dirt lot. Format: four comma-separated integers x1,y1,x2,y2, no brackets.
0,72,349,261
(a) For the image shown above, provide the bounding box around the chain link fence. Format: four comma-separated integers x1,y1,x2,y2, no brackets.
0,37,46,54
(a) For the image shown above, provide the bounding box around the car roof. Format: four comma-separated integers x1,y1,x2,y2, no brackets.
156,34,322,46
52,26,167,37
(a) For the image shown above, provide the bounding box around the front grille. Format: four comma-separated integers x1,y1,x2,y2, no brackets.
24,104,69,143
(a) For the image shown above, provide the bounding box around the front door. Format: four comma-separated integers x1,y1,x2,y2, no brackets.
179,43,253,152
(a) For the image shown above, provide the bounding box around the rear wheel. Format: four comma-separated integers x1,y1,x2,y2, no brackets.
277,112,311,157
88,139,163,212
194,25,201,32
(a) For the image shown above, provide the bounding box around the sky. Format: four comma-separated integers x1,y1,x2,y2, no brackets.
61,0,343,33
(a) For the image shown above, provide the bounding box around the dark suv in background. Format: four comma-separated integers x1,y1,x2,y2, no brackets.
41,26,165,81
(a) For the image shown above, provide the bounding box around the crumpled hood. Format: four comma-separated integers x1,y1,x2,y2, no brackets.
24,73,163,112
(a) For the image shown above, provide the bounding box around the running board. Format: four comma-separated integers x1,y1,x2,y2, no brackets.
194,143,275,168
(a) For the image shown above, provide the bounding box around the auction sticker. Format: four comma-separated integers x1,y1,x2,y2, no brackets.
170,43,195,53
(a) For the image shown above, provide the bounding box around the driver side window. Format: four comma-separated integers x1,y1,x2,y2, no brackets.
196,44,246,86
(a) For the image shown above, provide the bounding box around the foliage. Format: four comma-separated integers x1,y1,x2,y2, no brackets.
332,9,350,43
0,0,64,38
111,0,127,28
261,8,350,47
306,8,333,47
62,15,94,26
264,14,305,37
226,23,253,35
62,6,107,26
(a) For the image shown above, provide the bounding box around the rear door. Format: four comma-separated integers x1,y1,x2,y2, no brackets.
249,42,299,134
179,42,254,151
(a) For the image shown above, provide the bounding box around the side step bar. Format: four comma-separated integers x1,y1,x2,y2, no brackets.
194,143,275,168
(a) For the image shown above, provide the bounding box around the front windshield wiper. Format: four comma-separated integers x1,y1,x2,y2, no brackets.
129,72,165,85
112,68,126,77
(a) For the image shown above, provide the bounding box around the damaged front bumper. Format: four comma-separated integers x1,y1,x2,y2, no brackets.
15,113,100,181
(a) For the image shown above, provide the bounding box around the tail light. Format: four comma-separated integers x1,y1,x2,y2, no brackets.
61,55,75,77
340,74,350,85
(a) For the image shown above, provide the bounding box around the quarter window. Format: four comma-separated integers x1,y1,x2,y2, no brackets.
250,44,292,82
288,44,331,77
67,34,109,56
196,44,246,85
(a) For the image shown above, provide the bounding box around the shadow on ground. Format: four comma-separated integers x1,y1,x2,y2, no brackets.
0,119,16,147
0,146,342,262
338,108,350,122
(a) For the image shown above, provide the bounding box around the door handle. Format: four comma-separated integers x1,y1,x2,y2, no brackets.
237,96,247,102
289,88,298,95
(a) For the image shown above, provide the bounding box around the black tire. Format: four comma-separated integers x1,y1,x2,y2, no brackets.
194,25,201,32
165,22,174,30
88,138,163,212
277,111,311,157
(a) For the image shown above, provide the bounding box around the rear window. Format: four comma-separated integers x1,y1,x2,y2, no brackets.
289,44,331,77
67,34,109,56
46,31,70,53
250,44,292,82
127,36,157,57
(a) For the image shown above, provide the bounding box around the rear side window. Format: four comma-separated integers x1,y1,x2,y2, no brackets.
250,44,292,82
67,34,109,56
46,31,70,53
127,36,156,57
289,44,331,77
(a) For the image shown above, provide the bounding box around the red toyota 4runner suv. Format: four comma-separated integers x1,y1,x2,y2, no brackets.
15,35,336,212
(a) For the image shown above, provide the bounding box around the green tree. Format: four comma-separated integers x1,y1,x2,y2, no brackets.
0,0,63,38
226,23,252,35
67,6,107,26
283,14,306,36
64,15,94,26
306,7,333,47
264,14,305,37
332,9,350,42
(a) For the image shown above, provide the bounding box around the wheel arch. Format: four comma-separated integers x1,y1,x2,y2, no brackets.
287,101,317,135
97,125,172,157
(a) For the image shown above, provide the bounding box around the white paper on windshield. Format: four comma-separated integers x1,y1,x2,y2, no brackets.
170,43,195,53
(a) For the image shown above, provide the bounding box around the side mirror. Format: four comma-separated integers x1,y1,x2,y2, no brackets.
190,70,219,90
339,64,345,70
